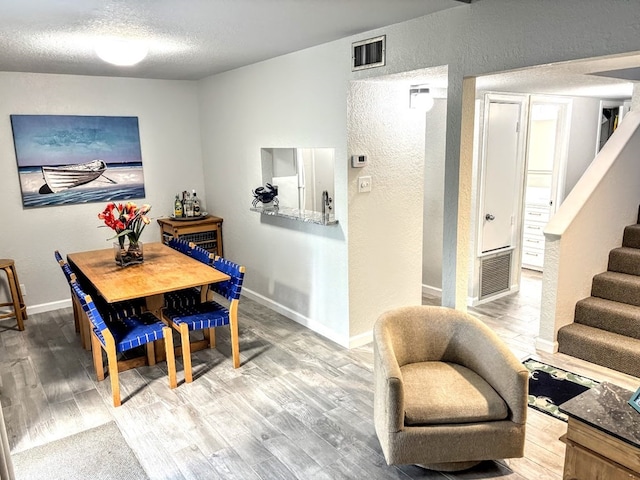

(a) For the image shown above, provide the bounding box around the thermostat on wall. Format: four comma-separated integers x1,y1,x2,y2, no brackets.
351,155,368,168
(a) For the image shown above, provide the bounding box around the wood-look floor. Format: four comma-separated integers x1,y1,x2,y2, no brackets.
1,270,638,479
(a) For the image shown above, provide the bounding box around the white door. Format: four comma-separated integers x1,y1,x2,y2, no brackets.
480,100,524,253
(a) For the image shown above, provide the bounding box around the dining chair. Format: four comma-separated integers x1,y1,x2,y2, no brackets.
55,251,145,350
168,237,192,255
70,281,177,406
189,243,214,265
55,250,84,341
162,256,245,382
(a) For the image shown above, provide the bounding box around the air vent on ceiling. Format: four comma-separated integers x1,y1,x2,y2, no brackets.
479,251,512,299
352,35,385,71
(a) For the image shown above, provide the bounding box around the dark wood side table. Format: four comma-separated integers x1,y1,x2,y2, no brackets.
559,382,640,480
157,215,224,257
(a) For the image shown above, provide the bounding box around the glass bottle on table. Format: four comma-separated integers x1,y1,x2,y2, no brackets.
174,194,183,218
184,191,194,217
192,190,201,216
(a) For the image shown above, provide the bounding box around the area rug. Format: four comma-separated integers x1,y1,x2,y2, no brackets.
12,421,149,480
523,358,600,422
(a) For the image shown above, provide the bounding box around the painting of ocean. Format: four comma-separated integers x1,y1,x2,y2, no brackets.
11,115,145,208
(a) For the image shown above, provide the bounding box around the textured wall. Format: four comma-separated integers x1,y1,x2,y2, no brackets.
198,41,351,345
422,99,447,291
347,80,425,339
0,72,203,310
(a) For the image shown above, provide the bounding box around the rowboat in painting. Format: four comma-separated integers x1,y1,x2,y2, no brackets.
41,159,108,193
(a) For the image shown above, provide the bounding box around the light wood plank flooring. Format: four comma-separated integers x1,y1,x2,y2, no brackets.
1,271,638,479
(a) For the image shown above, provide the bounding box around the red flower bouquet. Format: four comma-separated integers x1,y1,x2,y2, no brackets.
99,202,151,265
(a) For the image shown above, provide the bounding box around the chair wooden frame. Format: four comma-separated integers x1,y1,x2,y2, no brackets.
162,256,245,383
70,282,177,407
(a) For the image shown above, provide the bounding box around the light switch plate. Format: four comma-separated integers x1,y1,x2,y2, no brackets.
358,175,372,193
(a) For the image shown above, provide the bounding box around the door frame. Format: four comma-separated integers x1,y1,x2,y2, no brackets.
470,93,529,305
476,93,529,258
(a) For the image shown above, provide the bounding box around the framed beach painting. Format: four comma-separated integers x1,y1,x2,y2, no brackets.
11,114,145,208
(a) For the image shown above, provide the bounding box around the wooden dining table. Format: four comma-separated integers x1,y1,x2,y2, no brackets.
67,242,230,360
67,242,229,316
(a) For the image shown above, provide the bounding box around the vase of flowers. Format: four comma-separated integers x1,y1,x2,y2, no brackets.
98,202,151,267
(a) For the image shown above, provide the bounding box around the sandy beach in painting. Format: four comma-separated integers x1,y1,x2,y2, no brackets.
19,164,145,207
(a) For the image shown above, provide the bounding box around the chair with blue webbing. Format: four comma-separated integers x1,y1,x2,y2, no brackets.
189,243,214,265
70,281,177,406
55,250,145,350
168,237,192,255
162,256,245,382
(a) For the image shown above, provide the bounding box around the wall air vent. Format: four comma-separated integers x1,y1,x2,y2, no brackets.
479,251,512,299
352,35,385,71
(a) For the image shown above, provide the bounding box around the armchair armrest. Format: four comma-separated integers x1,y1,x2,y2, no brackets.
373,324,405,433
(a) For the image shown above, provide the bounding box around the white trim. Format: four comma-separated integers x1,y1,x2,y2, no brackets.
26,299,72,315
241,288,348,348
535,336,558,353
421,284,442,297
349,330,372,349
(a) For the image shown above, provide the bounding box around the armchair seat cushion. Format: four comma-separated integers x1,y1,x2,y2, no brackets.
401,361,508,425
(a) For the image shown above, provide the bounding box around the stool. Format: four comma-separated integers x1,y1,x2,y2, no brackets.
0,259,27,331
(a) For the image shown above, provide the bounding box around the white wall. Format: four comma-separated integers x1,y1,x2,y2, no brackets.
0,72,203,311
197,40,352,346
564,97,602,199
422,99,447,292
348,80,426,341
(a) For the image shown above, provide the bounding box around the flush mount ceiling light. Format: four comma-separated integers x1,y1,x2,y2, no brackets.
95,38,148,66
409,85,435,112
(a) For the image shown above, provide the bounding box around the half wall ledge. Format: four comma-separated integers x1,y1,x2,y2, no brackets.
250,206,338,226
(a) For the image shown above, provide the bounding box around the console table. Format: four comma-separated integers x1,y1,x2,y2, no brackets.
559,382,640,479
157,215,223,256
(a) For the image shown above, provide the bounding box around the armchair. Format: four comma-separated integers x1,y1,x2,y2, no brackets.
373,306,528,471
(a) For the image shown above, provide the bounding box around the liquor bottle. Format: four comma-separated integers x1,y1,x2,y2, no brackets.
184,191,194,217
173,194,183,218
192,190,201,216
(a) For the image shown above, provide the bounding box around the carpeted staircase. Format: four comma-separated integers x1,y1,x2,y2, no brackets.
557,218,640,378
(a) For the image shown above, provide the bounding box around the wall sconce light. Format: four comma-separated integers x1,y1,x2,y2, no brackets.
95,38,148,66
409,85,435,112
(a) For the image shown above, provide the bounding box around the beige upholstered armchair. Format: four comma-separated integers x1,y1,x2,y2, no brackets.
373,306,528,472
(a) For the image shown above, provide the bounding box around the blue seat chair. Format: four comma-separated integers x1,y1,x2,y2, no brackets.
55,251,145,350
70,281,177,407
162,256,245,382
168,237,192,255
189,243,214,265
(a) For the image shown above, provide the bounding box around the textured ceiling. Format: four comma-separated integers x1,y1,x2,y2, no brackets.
0,0,465,80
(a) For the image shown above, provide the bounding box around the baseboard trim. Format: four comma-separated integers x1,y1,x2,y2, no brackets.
241,288,348,348
421,284,442,297
349,330,372,349
535,337,558,353
26,299,72,315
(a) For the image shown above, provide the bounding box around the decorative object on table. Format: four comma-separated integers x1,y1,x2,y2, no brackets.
629,386,640,414
523,358,600,421
10,115,145,208
172,190,204,219
98,201,151,266
252,183,278,207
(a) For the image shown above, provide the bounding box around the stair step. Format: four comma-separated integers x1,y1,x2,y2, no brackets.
557,323,640,378
622,224,640,249
574,297,640,340
591,271,640,307
608,247,640,276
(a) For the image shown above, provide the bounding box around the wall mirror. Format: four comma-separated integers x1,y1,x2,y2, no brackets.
260,147,335,216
